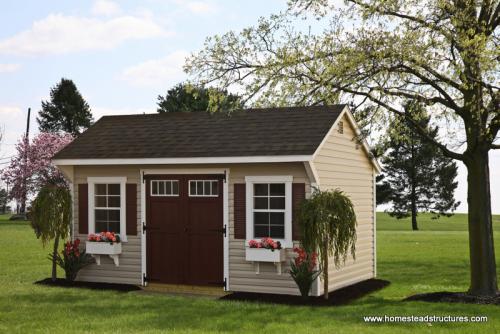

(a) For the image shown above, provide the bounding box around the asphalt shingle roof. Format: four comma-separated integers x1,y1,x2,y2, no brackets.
53,105,345,160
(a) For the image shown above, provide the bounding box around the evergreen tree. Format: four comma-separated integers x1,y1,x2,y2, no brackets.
381,103,460,230
0,188,7,213
375,175,392,206
157,83,243,113
37,78,93,136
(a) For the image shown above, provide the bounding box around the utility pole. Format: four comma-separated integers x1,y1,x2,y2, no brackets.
20,108,30,215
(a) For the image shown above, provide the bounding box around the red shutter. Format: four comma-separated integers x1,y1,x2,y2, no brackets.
78,184,88,235
233,183,246,239
126,184,137,236
292,183,306,240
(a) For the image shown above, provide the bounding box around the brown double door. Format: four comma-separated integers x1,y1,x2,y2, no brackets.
146,174,224,286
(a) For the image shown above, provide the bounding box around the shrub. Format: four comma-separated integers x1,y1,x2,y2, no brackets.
55,239,93,281
289,247,321,298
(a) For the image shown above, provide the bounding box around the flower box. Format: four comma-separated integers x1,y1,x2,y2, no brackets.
245,247,285,262
85,242,122,266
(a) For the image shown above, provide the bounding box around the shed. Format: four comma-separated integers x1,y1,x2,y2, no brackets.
53,105,381,296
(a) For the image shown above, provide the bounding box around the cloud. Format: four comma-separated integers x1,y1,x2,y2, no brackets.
0,63,21,73
91,0,121,16
0,14,171,56
120,50,189,86
185,1,218,14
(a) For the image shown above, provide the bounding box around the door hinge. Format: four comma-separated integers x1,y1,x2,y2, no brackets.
223,277,227,291
142,222,147,233
223,224,226,237
143,273,149,284
223,170,227,183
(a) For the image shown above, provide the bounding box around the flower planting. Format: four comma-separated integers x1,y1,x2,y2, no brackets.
289,247,321,298
55,239,93,281
248,237,281,251
87,232,121,244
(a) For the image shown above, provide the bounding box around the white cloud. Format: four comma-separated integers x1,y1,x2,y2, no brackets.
120,50,189,86
185,1,218,14
0,14,171,56
0,63,21,73
91,0,121,17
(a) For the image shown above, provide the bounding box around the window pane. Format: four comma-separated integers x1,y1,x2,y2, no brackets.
196,181,203,195
108,196,120,207
204,181,212,195
254,212,269,225
163,181,170,194
95,184,107,195
211,181,218,195
254,225,268,238
152,181,158,194
108,184,120,195
254,184,268,196
95,221,108,233
172,181,179,195
95,196,107,207
159,181,165,195
270,212,284,225
190,181,196,195
254,197,268,209
108,210,120,222
270,184,285,196
95,209,108,221
270,225,285,239
270,197,285,209
108,221,120,233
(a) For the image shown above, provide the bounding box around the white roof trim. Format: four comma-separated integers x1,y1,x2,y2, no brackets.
312,106,382,174
52,155,313,166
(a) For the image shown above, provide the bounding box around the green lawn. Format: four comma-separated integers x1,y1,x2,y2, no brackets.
1,212,500,333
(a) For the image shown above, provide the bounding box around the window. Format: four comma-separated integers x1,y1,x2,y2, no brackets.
245,176,292,248
189,180,219,197
88,177,127,241
151,180,179,196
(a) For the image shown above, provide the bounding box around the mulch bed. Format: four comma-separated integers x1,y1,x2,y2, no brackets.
404,291,500,305
35,278,141,292
220,278,390,306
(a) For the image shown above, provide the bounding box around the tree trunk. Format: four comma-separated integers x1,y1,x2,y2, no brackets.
465,149,497,296
411,184,418,231
51,234,60,282
323,243,329,300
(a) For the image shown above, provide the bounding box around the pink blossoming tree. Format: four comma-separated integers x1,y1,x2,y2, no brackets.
0,132,73,208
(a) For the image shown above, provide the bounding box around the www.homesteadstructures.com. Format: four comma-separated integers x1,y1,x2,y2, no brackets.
52,105,381,296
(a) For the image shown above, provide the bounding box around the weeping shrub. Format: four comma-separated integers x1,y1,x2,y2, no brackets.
31,185,72,281
298,188,357,299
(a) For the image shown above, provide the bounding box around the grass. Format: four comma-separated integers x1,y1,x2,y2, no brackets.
1,212,500,333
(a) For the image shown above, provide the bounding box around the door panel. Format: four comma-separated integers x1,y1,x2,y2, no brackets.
146,175,224,286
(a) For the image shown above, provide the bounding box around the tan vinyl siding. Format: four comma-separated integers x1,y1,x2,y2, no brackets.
227,162,310,296
73,166,142,285
313,114,376,294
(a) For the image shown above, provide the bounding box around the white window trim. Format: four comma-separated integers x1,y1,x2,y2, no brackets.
188,179,220,197
245,175,293,248
150,180,179,197
87,176,128,242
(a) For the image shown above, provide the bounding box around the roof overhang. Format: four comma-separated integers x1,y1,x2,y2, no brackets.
52,155,313,166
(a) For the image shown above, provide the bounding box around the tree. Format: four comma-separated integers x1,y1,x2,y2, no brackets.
37,78,93,136
30,185,72,281
157,82,243,113
0,188,7,213
298,189,357,299
375,175,392,206
186,1,500,296
0,133,73,208
382,103,460,230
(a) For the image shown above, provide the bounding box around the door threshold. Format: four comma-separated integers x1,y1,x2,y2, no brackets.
143,283,230,297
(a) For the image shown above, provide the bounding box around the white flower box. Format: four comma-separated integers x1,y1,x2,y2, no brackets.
85,241,122,266
245,248,286,274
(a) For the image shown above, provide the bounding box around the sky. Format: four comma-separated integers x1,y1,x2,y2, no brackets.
0,0,498,213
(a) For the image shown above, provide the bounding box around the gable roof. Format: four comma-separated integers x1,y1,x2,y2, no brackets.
53,105,346,161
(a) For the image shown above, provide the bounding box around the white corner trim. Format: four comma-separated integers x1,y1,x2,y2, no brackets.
373,170,377,277
245,175,293,249
311,106,382,174
52,155,312,166
87,176,128,242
